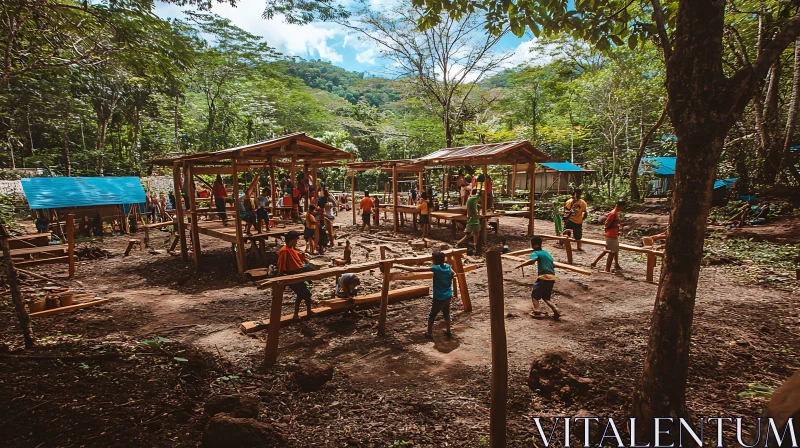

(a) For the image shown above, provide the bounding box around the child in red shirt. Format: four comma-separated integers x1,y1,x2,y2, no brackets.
591,200,626,273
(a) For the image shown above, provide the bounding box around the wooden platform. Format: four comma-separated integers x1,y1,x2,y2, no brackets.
196,221,303,244
10,245,67,258
9,234,50,250
240,285,430,334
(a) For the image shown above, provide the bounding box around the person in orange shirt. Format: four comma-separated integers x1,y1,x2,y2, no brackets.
304,205,319,255
359,191,374,232
212,175,228,226
277,230,314,320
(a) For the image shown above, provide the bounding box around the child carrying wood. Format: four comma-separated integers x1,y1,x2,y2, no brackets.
515,236,561,320
395,250,454,338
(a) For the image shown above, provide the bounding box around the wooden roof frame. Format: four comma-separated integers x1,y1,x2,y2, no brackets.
414,140,549,167
346,159,424,174
150,133,354,166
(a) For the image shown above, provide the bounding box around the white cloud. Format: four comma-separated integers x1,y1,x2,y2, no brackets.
156,0,345,63
355,47,378,65
502,38,553,69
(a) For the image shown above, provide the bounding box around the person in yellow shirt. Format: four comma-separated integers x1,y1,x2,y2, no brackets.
563,188,588,251
416,191,431,237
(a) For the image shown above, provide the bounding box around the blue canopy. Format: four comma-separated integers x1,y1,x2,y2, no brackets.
640,157,676,177
713,178,738,190
21,177,146,209
539,161,588,172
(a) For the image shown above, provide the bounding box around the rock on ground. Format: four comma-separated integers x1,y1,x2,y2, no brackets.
527,350,594,401
294,361,334,392
204,394,260,418
201,413,284,448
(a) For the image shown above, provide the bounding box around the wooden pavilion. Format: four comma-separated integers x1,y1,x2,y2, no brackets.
413,140,550,241
152,133,354,275
345,159,423,228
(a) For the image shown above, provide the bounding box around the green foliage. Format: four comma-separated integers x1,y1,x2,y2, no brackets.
738,383,774,399
387,441,414,448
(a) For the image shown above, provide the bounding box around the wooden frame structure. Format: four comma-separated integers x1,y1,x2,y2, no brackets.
508,162,594,196
151,133,354,275
345,160,423,230
256,247,474,365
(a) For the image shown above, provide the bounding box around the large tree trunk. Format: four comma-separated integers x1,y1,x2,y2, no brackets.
96,117,108,176
761,62,784,184
632,0,736,435
130,106,140,172
62,111,71,177
630,106,669,202
1,233,35,348
781,37,800,178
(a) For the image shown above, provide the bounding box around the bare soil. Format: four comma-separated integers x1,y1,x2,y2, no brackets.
1,215,798,447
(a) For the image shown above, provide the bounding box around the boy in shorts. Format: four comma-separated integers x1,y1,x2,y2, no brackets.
515,236,561,320
359,191,374,232
456,189,481,247
277,230,315,320
591,199,625,273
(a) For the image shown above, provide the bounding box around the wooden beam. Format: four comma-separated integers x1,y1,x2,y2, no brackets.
452,252,472,311
528,163,535,236
243,285,429,334
246,165,266,198
29,299,110,318
187,163,201,271
232,159,246,275
510,164,517,198
15,256,69,268
66,214,75,278
193,166,234,175
172,162,188,261
392,163,399,231
486,250,508,448
269,156,277,217
391,263,477,281
377,260,393,336
501,253,592,275
351,169,356,226
264,283,283,365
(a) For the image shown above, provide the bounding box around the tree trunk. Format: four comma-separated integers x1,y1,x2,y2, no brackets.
62,110,71,177
781,37,800,178
630,106,669,202
1,233,35,348
761,62,784,184
174,93,181,152
131,106,140,172
96,117,108,176
632,0,736,436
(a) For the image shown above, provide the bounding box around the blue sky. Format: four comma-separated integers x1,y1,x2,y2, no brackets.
155,0,542,75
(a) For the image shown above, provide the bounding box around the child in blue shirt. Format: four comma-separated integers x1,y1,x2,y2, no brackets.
515,236,562,320
396,250,454,338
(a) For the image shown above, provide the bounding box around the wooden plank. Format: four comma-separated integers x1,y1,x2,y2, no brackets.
243,285,430,334
232,159,246,275
186,163,201,271
193,166,233,175
9,245,66,257
29,299,109,317
392,163,399,231
258,260,383,288
452,252,472,311
501,254,592,275
143,220,174,229
377,261,393,336
173,162,188,261
8,234,49,250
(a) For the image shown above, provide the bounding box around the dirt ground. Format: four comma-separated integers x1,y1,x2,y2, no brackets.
1,214,799,447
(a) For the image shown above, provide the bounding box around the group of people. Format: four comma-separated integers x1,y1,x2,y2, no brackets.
455,169,493,209
145,191,171,224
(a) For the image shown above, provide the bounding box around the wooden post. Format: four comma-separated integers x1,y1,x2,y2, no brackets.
443,172,449,204
303,163,309,212
172,162,188,261
392,164,399,232
0,225,35,348
527,163,535,236
646,253,657,282
418,170,424,195
481,164,489,214
379,245,388,261
265,283,284,365
377,260,393,336
66,214,75,277
452,252,472,311
186,163,201,271
510,164,517,198
351,170,356,226
290,155,296,195
564,238,573,264
232,159,246,275
269,156,277,217
485,249,508,448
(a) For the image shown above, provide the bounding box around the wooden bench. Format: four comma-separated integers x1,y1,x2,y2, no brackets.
538,234,664,282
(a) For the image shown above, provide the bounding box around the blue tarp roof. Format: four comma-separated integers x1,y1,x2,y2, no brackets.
540,161,588,172
641,157,676,177
21,177,146,209
714,178,738,190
